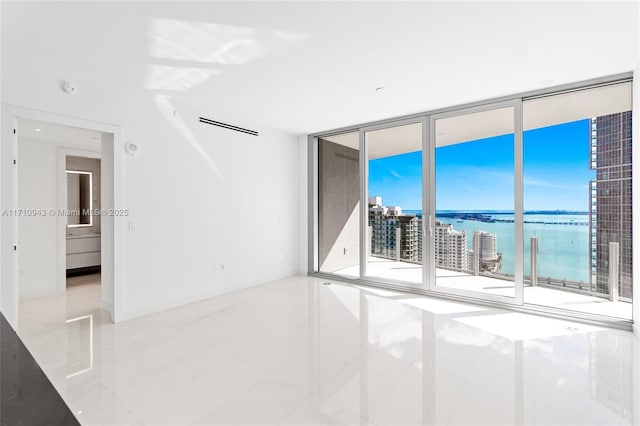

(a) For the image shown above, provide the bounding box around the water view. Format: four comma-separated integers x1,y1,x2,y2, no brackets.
432,212,591,283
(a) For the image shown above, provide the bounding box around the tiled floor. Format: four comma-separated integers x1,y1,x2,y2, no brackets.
1,312,79,426
17,275,639,425
67,272,102,288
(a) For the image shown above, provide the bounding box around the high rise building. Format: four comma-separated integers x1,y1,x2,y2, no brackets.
472,231,502,274
474,231,499,261
369,202,396,257
590,111,633,298
434,221,468,270
398,215,423,263
368,197,421,262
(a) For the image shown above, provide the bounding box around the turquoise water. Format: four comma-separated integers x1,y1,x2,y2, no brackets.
435,213,590,283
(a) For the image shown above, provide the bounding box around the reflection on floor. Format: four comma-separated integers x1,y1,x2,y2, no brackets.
17,276,636,425
334,257,632,320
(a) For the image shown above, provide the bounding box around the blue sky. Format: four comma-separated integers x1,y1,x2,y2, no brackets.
368,119,593,211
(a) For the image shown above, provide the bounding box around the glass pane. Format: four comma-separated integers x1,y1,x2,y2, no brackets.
365,122,423,288
523,83,632,320
318,133,360,277
434,106,515,299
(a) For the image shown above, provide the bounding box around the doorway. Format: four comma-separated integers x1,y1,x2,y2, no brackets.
12,116,119,324
64,153,102,295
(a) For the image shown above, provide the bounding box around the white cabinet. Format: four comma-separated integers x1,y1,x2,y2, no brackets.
66,234,101,269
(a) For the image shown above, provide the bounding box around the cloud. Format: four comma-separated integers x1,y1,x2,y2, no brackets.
524,176,570,190
389,170,404,179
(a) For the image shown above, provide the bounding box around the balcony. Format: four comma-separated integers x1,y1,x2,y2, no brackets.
333,256,632,320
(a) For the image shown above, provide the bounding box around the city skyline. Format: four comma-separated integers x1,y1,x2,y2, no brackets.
368,119,593,211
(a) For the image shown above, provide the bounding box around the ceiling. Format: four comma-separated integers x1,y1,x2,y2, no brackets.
324,81,633,158
1,2,638,135
18,118,102,145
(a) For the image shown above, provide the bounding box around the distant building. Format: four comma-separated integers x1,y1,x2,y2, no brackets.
398,215,423,263
590,111,633,298
387,206,402,217
369,206,396,257
474,231,499,261
368,196,382,206
472,231,501,274
368,196,420,262
434,221,468,270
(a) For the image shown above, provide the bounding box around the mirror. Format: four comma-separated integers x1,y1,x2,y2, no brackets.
66,170,92,227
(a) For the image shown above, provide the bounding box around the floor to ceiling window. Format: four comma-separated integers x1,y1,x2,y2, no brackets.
312,76,633,326
431,104,518,302
364,121,424,288
522,82,633,320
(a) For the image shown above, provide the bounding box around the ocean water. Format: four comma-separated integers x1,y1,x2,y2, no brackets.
434,213,591,283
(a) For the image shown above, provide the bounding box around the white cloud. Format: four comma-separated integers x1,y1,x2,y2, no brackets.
389,170,404,179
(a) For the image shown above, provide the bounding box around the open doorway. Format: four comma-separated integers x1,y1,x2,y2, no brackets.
15,117,116,321
65,154,102,291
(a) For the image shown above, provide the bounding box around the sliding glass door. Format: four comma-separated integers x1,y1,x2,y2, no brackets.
522,82,633,320
428,102,521,303
313,77,632,325
362,120,426,289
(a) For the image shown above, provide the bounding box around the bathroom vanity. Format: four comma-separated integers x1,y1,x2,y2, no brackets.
66,234,101,270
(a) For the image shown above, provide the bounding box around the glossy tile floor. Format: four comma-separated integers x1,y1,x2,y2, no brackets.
1,312,79,425
17,275,639,425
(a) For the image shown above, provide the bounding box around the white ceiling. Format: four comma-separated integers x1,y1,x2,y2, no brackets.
18,118,102,145
1,2,638,135
324,81,633,158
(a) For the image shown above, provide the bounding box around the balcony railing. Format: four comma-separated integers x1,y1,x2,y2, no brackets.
368,235,630,302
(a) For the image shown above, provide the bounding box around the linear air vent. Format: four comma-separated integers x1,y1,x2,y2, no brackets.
199,117,258,136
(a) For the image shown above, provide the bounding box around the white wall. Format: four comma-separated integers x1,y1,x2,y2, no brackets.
1,112,17,326
18,137,60,298
2,97,299,324
100,132,115,315
119,101,299,319
17,136,100,299
121,108,298,318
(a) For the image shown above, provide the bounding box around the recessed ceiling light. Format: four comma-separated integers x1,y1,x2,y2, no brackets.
34,128,42,132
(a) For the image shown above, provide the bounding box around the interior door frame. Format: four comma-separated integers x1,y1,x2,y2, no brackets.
426,99,524,306
1,104,124,329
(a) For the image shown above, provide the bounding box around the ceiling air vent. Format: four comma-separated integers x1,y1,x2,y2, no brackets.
199,117,258,137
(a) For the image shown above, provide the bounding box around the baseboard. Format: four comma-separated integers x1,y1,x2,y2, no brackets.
66,266,101,277
100,300,113,314
119,269,298,322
